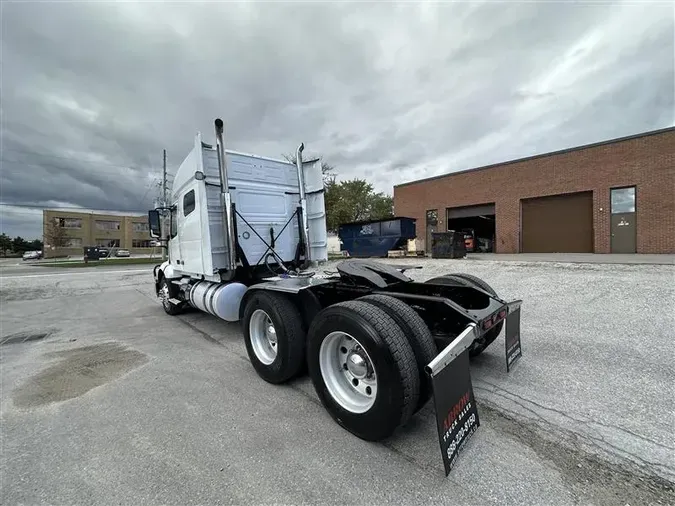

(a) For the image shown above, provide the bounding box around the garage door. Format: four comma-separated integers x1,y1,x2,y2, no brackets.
521,191,593,253
446,203,495,219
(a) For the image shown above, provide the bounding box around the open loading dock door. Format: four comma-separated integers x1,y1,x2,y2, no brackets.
521,191,593,253
446,204,496,253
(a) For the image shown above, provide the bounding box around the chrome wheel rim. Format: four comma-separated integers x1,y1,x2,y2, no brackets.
249,309,278,365
318,331,377,413
160,283,170,309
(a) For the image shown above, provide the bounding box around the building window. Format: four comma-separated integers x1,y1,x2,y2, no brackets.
96,238,120,247
96,220,121,231
132,239,151,248
183,189,196,217
56,217,82,229
133,222,149,233
66,238,83,247
610,186,636,214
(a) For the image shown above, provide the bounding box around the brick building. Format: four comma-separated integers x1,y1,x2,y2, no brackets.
42,208,154,258
393,127,675,254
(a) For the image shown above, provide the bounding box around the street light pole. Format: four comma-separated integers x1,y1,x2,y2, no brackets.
162,149,167,261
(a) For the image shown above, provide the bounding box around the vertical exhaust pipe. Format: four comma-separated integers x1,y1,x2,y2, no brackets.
215,118,237,276
295,143,311,263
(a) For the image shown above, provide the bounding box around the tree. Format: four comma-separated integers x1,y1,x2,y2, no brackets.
44,218,68,249
29,239,44,251
12,236,29,254
325,179,394,232
369,192,394,221
0,233,11,256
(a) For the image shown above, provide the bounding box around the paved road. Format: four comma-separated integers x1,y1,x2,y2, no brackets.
465,253,675,265
1,259,674,505
0,257,155,278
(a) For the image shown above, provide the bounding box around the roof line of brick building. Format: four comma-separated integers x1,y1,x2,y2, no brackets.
44,208,146,217
394,125,675,189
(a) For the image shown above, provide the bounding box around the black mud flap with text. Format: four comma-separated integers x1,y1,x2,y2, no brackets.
505,300,523,372
427,301,524,475
426,324,480,476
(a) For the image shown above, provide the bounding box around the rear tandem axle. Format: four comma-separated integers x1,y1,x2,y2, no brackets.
154,258,523,475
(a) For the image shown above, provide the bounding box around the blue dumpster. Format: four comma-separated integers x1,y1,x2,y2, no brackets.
338,217,417,258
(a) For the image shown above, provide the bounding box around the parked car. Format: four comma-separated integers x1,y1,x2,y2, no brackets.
115,249,131,257
22,250,42,261
97,248,110,258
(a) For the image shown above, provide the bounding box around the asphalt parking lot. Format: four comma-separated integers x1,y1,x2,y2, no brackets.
1,257,674,505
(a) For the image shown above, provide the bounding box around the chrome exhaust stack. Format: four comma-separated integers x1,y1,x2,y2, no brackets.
295,143,311,263
214,118,237,276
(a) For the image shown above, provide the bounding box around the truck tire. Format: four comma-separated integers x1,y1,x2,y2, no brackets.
450,273,500,299
356,294,436,413
242,291,306,384
159,278,183,316
307,300,420,441
425,273,503,357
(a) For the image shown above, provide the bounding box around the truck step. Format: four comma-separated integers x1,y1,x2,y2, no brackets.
168,298,182,305
171,280,182,285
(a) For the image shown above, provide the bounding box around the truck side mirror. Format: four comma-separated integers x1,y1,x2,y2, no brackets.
148,210,161,238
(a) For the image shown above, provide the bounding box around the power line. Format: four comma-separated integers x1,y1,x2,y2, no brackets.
1,158,170,207
0,202,149,213
0,158,160,176
2,147,163,171
0,209,45,216
0,156,178,183
0,203,50,208
137,176,161,211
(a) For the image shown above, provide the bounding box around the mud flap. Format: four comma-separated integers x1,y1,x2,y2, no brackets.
426,302,524,475
425,324,480,476
505,300,523,372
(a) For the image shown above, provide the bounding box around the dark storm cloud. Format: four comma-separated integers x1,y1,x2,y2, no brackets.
1,1,673,238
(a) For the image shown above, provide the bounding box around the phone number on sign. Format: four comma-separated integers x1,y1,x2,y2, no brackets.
446,413,477,458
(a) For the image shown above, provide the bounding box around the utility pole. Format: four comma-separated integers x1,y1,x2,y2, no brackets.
162,149,167,261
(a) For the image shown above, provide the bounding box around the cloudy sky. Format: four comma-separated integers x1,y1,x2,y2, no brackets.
1,1,673,239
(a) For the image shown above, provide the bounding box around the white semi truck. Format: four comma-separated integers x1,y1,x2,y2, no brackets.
148,118,523,474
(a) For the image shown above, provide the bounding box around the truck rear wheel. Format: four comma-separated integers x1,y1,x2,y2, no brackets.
242,291,306,384
356,294,436,413
425,273,503,356
307,300,420,441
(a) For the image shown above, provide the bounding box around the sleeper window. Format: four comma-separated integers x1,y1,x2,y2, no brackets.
183,190,196,216
170,207,178,238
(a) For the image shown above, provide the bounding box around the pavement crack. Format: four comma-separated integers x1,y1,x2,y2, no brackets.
175,316,224,348
134,287,157,302
478,402,675,504
475,385,551,424
477,395,675,479
477,379,675,452
379,440,441,478
588,420,675,452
